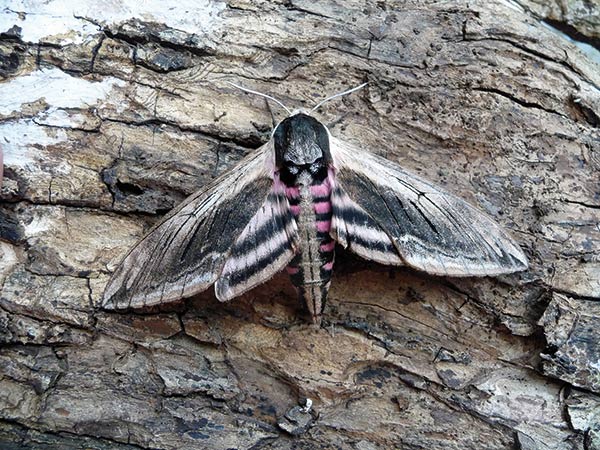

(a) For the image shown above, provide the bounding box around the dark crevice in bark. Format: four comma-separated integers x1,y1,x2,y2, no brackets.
99,115,266,148
462,34,599,90
550,289,600,302
282,2,335,21
473,87,567,118
561,199,600,210
566,96,600,128
89,34,106,74
0,418,157,450
30,118,102,134
75,15,216,59
543,19,600,52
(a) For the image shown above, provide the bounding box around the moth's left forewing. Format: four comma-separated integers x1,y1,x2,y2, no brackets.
328,135,528,277
103,140,281,309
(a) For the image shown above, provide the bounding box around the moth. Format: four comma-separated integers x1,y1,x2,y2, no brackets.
103,83,528,325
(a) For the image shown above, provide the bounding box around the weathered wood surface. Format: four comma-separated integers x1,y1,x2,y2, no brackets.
521,0,600,41
1,1,600,449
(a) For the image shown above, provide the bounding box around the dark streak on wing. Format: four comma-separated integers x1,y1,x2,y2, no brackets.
226,243,290,285
330,185,404,265
102,144,275,310
215,191,299,300
409,198,439,236
226,197,294,257
330,136,528,276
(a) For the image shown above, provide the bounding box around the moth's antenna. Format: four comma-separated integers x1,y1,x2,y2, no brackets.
311,82,369,113
225,81,292,115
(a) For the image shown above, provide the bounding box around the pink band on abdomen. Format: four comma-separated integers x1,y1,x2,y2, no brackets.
314,201,331,214
316,220,331,232
310,182,331,197
320,241,335,252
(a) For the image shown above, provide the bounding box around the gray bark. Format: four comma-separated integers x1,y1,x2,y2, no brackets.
1,1,600,449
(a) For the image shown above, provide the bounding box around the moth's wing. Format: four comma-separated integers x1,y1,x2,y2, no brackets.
215,188,299,301
103,141,298,309
329,136,528,276
329,183,405,266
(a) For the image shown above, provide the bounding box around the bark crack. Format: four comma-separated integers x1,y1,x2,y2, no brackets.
473,87,567,118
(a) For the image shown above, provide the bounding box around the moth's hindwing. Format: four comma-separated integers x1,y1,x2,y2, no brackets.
215,188,299,301
329,136,528,276
102,141,297,309
330,181,403,265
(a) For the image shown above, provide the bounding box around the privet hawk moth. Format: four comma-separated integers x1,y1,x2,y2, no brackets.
103,84,528,325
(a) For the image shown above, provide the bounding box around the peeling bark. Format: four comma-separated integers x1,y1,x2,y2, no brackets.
1,1,600,449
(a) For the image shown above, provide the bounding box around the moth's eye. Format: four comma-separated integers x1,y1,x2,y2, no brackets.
308,158,324,174
309,163,321,174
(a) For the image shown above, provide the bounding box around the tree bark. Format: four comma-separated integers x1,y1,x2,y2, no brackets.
1,1,600,449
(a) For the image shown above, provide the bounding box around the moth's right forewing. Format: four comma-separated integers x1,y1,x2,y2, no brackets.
102,141,276,309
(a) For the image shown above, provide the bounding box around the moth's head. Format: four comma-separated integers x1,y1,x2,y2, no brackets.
273,112,332,171
224,80,367,175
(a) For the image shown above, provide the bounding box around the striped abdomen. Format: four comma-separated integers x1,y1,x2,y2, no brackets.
285,171,334,324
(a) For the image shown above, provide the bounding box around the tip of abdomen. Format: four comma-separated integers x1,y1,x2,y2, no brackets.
311,314,322,327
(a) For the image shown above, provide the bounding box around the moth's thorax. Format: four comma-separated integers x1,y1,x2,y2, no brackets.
273,113,332,169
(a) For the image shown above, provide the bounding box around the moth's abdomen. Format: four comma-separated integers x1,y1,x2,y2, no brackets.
312,184,335,279
284,173,334,324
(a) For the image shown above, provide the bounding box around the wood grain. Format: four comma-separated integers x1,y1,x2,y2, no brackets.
1,1,599,448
